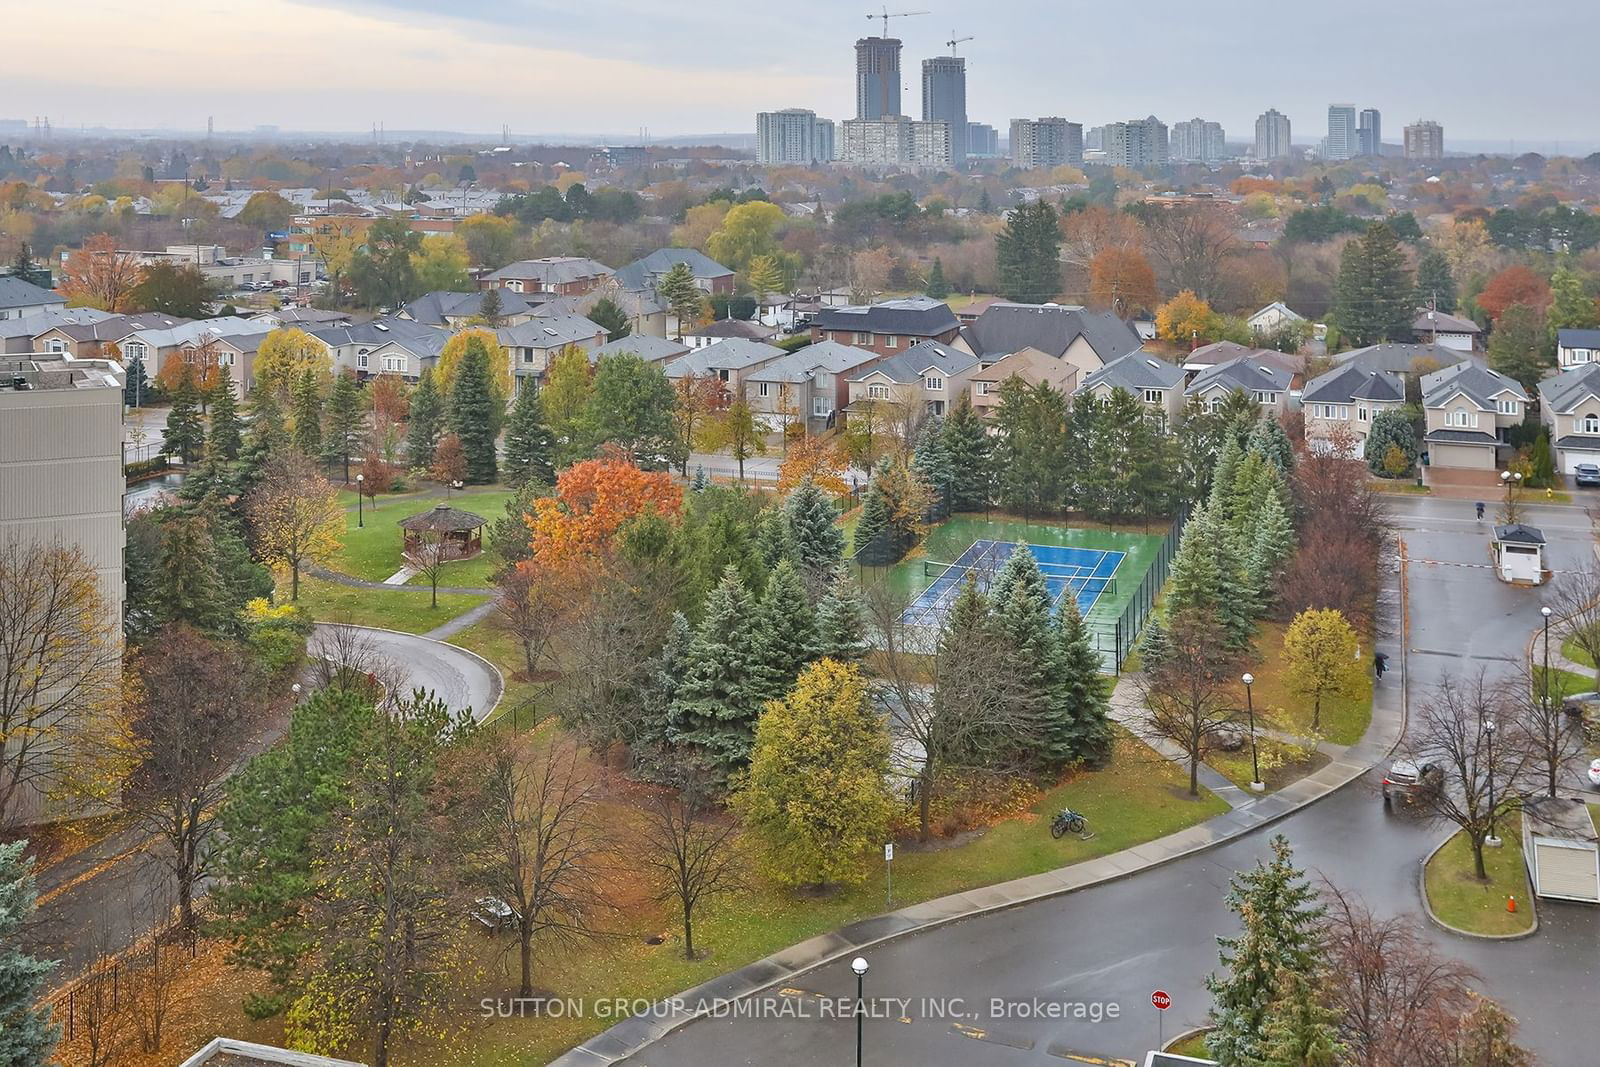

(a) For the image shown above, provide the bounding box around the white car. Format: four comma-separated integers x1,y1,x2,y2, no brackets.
1587,758,1600,789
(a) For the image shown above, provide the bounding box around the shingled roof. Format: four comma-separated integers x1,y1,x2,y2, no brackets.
960,302,1140,363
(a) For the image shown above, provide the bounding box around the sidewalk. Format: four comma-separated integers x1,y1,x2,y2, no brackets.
551,570,1409,1066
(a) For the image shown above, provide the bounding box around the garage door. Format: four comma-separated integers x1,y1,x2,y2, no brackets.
1562,451,1600,475
1429,443,1494,470
1532,837,1600,901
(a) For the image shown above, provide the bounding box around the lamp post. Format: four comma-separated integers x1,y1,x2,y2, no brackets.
356,473,365,528
851,956,869,1067
1243,673,1263,792
1541,605,1553,713
1500,469,1523,525
1484,718,1500,848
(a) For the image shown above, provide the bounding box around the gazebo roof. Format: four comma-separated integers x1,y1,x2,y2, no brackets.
399,503,488,533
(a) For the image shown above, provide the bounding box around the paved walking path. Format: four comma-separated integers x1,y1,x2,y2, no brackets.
304,562,493,596
552,586,1408,1067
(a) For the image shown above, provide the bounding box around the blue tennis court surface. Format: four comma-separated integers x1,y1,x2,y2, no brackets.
902,540,1126,627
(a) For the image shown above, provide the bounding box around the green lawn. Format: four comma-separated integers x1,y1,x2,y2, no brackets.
1423,811,1534,936
1562,637,1597,675
1167,1032,1213,1058
1535,664,1592,703
1246,620,1373,746
447,619,550,727
284,575,488,635
324,488,518,588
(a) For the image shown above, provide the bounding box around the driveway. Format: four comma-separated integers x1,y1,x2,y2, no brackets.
601,496,1598,1066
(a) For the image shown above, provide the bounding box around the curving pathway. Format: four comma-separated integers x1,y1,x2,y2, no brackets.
310,622,503,722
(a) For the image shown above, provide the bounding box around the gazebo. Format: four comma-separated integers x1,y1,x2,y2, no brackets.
399,503,488,561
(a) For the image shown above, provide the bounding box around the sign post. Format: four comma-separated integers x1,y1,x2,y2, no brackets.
884,843,894,907
1151,990,1170,1051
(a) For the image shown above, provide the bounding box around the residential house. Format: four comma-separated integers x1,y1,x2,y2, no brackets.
1412,308,1481,352
1558,329,1600,370
740,340,881,430
953,302,1142,381
845,340,980,418
399,290,540,329
497,315,608,389
119,317,275,392
1246,301,1304,336
613,248,736,297
0,275,65,320
310,318,446,379
529,285,670,339
365,330,451,382
1184,354,1294,417
1420,360,1529,470
683,317,778,350
811,298,962,357
590,335,690,365
33,313,192,359
250,307,353,330
1075,352,1187,424
483,257,613,297
0,307,115,354
662,338,788,393
1299,363,1406,456
967,349,1082,415
1334,342,1477,386
1537,362,1600,473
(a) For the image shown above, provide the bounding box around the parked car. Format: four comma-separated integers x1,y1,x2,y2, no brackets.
1575,464,1600,488
1382,759,1442,806
470,896,518,932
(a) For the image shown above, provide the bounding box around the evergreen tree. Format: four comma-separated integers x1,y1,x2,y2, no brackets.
0,841,58,1065
406,366,444,469
321,371,364,482
993,379,1068,517
241,382,289,476
753,506,793,571
751,560,819,703
658,262,705,338
1258,966,1341,1067
1330,222,1415,346
977,188,994,215
1363,410,1417,476
587,296,631,339
446,338,499,484
784,480,845,589
1245,490,1296,611
1136,615,1173,673
1414,248,1457,315
154,512,229,633
912,416,954,520
1487,302,1553,393
942,392,992,511
1055,599,1114,766
502,384,555,487
635,610,692,765
163,369,207,463
290,368,322,457
475,286,504,327
208,375,243,461
996,199,1062,303
1208,434,1244,521
123,351,152,407
670,567,766,781
1206,835,1325,1067
990,548,1079,771
1246,417,1294,475
1529,429,1557,488
814,565,869,662
691,464,710,491
924,257,949,300
851,466,894,564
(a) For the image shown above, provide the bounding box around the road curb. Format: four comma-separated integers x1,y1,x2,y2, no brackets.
1417,830,1539,941
1162,1025,1213,1055
310,622,504,721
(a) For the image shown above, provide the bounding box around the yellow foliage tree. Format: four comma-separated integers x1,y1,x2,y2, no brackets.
434,329,512,409
1282,608,1365,732
1156,290,1216,344
706,201,786,273
244,451,344,601
734,659,894,889
672,202,730,251
255,328,333,398
778,435,851,498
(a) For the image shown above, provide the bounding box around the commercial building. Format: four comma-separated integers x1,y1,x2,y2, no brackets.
840,117,951,168
1405,120,1445,160
1358,108,1382,157
1009,117,1083,169
1254,108,1291,160
920,56,968,166
1169,118,1225,164
1103,116,1168,168
756,108,835,165
1326,104,1358,161
967,122,999,158
855,37,902,120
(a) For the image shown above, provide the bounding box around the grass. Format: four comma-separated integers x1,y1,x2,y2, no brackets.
324,488,517,589
1562,637,1596,673
1373,480,1431,495
1245,621,1373,746
284,574,488,635
1209,739,1330,794
1167,1032,1213,1058
447,618,551,725
1423,811,1534,936
1534,664,1592,703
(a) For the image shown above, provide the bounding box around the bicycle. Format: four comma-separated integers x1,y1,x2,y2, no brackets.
1050,808,1088,839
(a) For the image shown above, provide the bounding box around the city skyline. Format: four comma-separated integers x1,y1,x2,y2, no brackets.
8,0,1599,146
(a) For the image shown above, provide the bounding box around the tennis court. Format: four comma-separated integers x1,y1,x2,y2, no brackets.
902,540,1126,627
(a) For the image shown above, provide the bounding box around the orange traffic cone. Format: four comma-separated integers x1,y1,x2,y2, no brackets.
1507,896,1517,913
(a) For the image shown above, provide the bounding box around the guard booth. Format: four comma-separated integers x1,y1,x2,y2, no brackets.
1521,796,1600,905
1491,523,1547,585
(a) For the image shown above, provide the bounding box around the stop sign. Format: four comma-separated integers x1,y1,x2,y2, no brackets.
1151,990,1171,1011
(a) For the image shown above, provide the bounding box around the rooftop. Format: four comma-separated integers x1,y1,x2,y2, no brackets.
496,315,606,349
1538,361,1600,413
399,504,488,532
663,338,786,378
0,275,65,311
614,248,734,290
1078,351,1186,393
485,256,613,285
849,339,977,384
814,298,960,337
1421,360,1529,408
1559,328,1600,349
0,356,124,392
961,302,1141,363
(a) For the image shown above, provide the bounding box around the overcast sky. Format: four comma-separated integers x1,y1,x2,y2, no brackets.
9,0,1598,147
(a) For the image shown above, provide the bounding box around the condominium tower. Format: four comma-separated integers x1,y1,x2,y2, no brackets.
1009,117,1083,169
1326,104,1358,160
855,37,901,120
920,56,968,166
1358,108,1382,157
1103,116,1168,168
756,109,835,165
1170,118,1225,163
1254,108,1291,159
1404,120,1445,160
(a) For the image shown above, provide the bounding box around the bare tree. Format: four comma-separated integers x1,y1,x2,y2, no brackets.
1510,659,1586,800
1407,672,1529,880
1139,203,1240,303
1139,609,1242,796
638,756,743,960
861,574,1041,841
73,950,131,1067
129,932,189,1054
460,737,608,998
1548,566,1600,690
493,565,565,678
0,539,123,831
406,526,452,610
1320,883,1480,1066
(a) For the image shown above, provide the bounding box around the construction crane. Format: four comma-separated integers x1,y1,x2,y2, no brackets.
946,32,974,56
866,6,929,36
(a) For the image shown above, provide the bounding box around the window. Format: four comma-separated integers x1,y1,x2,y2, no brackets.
522,349,534,363
1143,389,1162,404
757,382,770,398
923,375,944,392
853,332,870,345
718,369,731,382
1447,409,1480,428
813,397,830,416
975,381,991,395
46,338,65,353
1208,396,1224,413
1583,414,1600,435
1497,399,1519,416
885,335,899,349
867,384,890,400
1253,390,1277,404
123,341,147,361
357,352,369,369
383,354,406,373
1357,405,1368,422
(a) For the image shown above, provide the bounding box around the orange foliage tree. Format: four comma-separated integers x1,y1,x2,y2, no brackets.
1088,247,1160,315
527,458,683,569
155,339,226,395
60,233,143,312
778,435,851,497
1477,266,1551,321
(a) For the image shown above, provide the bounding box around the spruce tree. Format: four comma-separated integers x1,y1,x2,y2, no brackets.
587,296,631,339
290,367,322,457
163,370,207,463
1055,600,1114,767
1136,615,1173,673
502,384,555,487
1166,503,1226,622
636,610,693,766
942,392,992,511
446,338,499,484
814,565,869,662
1246,490,1296,610
239,383,289,488
851,471,894,564
155,513,228,633
751,560,819,703
924,257,949,300
0,842,57,1065
208,376,243,461
1331,221,1415,346
1208,434,1244,522
670,567,766,782
1206,835,1325,1067
691,464,710,491
753,506,793,572
1246,417,1294,475
123,351,151,407
990,548,1076,771
912,416,954,520
322,371,364,483
1258,966,1341,1067
1414,249,1457,315
407,366,444,469
784,480,845,590
996,199,1062,303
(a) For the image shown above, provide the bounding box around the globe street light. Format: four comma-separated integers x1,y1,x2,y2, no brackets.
356,472,365,528
1484,718,1500,847
1541,605,1553,716
851,956,870,1067
1242,673,1263,792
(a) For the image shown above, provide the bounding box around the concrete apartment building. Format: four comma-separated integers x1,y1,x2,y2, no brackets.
1325,105,1358,160
967,122,1000,158
1104,116,1169,168
756,109,835,165
0,356,125,825
840,116,951,168
1405,120,1445,160
921,56,968,166
855,36,902,119
1169,118,1225,164
1254,108,1292,160
1009,117,1084,168
1358,108,1382,157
